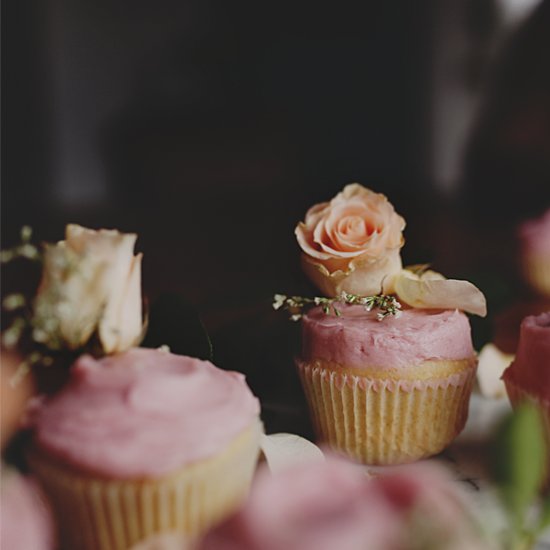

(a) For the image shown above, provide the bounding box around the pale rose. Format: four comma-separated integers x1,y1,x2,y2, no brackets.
33,224,143,354
295,184,405,296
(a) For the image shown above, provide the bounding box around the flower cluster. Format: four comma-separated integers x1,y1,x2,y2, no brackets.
273,292,402,321
280,183,487,318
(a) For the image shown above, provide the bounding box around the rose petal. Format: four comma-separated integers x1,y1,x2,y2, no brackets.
301,248,402,297
129,533,189,550
394,270,487,317
99,253,143,353
476,344,514,399
259,432,325,474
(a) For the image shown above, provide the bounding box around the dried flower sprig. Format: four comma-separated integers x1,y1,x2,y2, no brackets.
0,226,40,264
273,291,402,322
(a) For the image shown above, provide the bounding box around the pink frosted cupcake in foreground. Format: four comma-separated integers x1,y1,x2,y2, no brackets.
281,183,486,465
518,209,550,297
27,347,262,550
198,456,489,550
502,312,550,445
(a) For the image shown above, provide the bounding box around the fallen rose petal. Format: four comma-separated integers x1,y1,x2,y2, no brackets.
129,533,189,550
394,269,487,317
259,432,325,474
476,344,514,399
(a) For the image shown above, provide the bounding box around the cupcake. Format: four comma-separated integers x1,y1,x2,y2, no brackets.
502,312,550,447
198,456,488,550
297,306,477,464
518,208,550,297
284,183,485,465
0,466,55,550
26,347,262,550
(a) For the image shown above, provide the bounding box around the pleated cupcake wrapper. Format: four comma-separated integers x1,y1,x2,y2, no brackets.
28,421,262,550
297,361,476,465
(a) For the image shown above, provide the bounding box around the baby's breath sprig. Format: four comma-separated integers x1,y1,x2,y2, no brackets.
273,291,401,322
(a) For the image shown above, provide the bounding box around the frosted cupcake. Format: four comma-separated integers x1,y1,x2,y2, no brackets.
502,312,550,446
297,306,477,464
518,209,550,297
198,456,488,550
27,348,262,550
287,183,484,465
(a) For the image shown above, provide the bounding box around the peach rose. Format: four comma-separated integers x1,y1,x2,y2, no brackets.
295,184,405,296
32,224,143,354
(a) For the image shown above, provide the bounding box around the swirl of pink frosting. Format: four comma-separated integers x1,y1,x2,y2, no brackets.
30,348,260,478
300,306,474,369
519,209,550,255
502,312,550,399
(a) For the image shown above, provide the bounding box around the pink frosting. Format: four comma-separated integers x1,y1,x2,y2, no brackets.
0,469,55,550
519,209,550,255
198,457,483,550
300,306,475,369
502,312,550,400
30,348,260,478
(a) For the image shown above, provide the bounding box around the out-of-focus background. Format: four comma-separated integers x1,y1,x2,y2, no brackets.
3,0,550,433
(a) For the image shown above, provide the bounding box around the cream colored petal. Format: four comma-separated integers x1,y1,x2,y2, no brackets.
394,270,487,317
99,253,143,354
301,248,402,297
34,243,107,349
476,344,514,399
129,533,189,550
57,259,109,348
259,433,325,474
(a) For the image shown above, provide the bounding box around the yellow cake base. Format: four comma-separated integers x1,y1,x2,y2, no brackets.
297,359,476,465
28,420,262,550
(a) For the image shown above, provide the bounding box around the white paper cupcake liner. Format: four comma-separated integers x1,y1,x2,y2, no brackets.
297,361,476,465
28,421,262,550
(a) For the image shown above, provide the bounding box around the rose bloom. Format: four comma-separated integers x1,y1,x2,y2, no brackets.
295,183,406,297
33,224,143,354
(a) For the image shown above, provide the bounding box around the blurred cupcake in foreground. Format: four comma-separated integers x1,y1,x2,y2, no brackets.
0,466,55,550
198,456,490,550
27,347,262,550
502,312,550,446
518,208,550,298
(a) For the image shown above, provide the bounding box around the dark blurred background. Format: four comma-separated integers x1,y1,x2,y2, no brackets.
3,0,550,433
